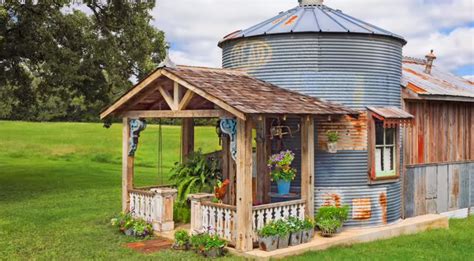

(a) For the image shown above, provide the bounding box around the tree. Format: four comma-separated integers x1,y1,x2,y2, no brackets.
0,0,166,121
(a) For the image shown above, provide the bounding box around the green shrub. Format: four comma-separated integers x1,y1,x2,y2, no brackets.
132,219,153,238
110,212,133,230
316,205,349,223
170,149,221,202
174,230,190,247
173,202,191,224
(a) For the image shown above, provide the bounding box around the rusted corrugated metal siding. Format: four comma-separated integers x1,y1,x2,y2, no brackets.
221,11,404,226
404,101,474,165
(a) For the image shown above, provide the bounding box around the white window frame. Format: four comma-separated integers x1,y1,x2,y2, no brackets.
375,125,397,178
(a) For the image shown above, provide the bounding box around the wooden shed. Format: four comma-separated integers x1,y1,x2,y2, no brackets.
401,54,474,218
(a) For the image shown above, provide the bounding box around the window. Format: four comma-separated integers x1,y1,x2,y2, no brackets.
375,120,396,178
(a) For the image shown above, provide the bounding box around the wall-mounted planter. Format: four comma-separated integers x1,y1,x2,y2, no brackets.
327,142,338,154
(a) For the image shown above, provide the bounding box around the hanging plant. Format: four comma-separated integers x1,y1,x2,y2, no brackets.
326,131,339,153
267,150,297,195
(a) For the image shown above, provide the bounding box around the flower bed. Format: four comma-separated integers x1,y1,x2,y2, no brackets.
110,212,154,238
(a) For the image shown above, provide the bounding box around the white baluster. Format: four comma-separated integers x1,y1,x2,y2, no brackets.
257,210,265,231
283,206,290,219
224,209,231,241
202,205,209,233
265,208,273,225
299,204,305,220
217,208,224,237
209,206,216,235
275,206,282,220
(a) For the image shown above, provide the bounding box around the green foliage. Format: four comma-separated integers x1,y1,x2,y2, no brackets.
204,235,226,251
174,230,190,247
169,149,221,202
258,221,279,237
316,219,341,234
190,233,211,252
173,202,191,224
110,212,133,229
327,131,340,143
132,219,153,238
316,205,350,223
0,1,166,121
287,217,304,233
268,150,297,182
302,218,316,230
275,219,290,236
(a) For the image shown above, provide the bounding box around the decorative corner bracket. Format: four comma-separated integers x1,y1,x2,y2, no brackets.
220,118,237,161
129,119,147,156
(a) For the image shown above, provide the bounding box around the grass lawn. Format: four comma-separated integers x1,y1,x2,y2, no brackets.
1,121,473,260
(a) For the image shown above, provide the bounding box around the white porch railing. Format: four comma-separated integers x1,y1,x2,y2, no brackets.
190,193,306,245
129,189,157,222
252,199,306,241
201,202,237,243
129,186,177,232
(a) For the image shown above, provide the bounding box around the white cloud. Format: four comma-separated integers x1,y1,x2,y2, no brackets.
464,75,474,81
152,0,474,73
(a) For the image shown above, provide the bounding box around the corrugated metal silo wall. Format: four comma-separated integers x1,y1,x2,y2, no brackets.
222,33,404,226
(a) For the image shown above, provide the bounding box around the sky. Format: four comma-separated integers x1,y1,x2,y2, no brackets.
151,0,474,79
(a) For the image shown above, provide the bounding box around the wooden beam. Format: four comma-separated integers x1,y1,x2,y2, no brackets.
101,70,162,119
301,115,315,218
122,118,134,212
123,110,229,118
256,117,270,204
173,81,182,110
159,86,177,111
235,118,253,252
178,90,195,110
161,70,246,120
181,118,194,162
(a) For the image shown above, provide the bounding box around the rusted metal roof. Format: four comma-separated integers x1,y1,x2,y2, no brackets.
402,58,474,101
367,106,414,120
219,2,406,47
164,66,356,115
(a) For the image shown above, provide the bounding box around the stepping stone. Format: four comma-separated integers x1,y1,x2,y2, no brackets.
125,237,173,254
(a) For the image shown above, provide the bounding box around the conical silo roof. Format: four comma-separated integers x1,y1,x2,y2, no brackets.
219,1,406,46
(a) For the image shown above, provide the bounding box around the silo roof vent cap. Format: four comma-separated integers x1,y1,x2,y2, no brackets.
299,0,324,6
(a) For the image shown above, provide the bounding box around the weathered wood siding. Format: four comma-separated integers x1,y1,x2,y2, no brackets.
404,162,474,218
404,101,474,165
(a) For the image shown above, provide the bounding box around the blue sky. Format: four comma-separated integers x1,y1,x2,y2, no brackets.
151,0,474,79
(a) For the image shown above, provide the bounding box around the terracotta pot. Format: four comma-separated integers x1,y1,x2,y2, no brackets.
289,231,302,246
259,235,279,251
327,142,338,153
278,234,290,249
301,229,314,243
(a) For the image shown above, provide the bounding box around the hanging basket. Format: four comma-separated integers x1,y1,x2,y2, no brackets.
327,142,338,154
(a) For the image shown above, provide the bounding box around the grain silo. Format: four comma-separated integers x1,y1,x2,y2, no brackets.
219,0,408,226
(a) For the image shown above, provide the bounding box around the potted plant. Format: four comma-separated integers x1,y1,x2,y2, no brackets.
203,235,226,258
275,219,290,249
132,219,153,238
315,205,349,237
327,131,339,153
190,233,211,254
110,212,134,235
301,218,315,243
257,222,279,251
173,229,190,250
268,150,297,195
287,217,303,246
316,218,342,237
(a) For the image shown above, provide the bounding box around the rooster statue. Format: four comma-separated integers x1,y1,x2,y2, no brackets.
214,179,230,203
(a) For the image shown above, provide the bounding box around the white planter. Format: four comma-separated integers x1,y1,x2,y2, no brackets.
327,142,338,153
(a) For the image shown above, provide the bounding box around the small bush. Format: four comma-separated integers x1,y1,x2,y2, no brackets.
173,202,191,224
258,221,279,237
316,205,349,223
174,230,190,247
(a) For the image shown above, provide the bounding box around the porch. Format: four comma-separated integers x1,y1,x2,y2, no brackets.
100,65,356,251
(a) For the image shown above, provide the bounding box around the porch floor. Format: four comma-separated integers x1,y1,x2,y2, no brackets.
231,214,448,260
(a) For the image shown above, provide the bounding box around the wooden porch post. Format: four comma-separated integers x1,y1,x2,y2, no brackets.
256,116,271,204
236,118,254,252
122,117,134,212
301,115,315,218
181,118,194,161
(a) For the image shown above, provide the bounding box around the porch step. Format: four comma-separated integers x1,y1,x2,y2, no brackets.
232,214,449,260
